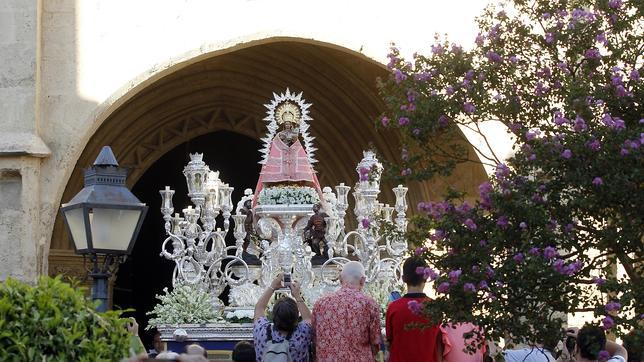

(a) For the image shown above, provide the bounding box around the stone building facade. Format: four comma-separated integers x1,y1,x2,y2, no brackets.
0,0,510,285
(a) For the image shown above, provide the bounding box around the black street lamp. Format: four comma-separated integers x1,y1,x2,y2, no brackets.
60,146,148,312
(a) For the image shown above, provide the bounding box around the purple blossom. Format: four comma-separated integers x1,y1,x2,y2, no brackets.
608,0,622,9
528,154,536,161
615,85,631,98
526,131,537,140
381,116,390,127
544,246,559,260
398,117,410,126
485,266,495,278
584,48,601,60
479,239,488,247
437,282,450,293
424,268,438,281
586,138,601,151
431,44,444,55
448,269,462,283
412,128,421,136
509,55,518,63
495,163,510,179
596,32,608,46
513,253,524,263
463,102,476,114
620,148,630,156
592,177,603,186
519,222,527,229
463,283,476,293
446,86,455,95
438,115,449,127
407,103,416,112
630,69,640,81
496,216,509,229
414,72,432,81
486,51,502,63
401,168,412,176
592,277,607,285
545,33,554,44
477,280,489,290
554,112,568,125
414,247,426,256
601,316,615,330
408,300,423,314
605,301,621,312
598,350,610,362
475,33,485,46
361,218,371,228
602,113,626,130
471,265,480,273
553,259,566,274
464,218,477,231
528,247,540,256
574,116,587,132
393,69,407,84
562,149,572,159
542,12,551,19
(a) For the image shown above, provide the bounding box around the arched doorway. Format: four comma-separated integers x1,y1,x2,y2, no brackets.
48,39,488,340
112,130,261,345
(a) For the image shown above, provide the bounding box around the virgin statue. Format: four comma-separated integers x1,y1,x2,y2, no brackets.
253,101,322,204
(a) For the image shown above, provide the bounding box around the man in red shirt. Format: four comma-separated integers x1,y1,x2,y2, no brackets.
386,257,443,362
312,261,382,362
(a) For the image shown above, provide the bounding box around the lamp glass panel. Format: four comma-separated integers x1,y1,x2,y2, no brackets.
65,208,88,250
89,208,141,252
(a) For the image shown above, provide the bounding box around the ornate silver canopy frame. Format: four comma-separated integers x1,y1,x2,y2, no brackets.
158,90,410,310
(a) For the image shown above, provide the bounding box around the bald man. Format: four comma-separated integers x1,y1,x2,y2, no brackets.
311,261,382,362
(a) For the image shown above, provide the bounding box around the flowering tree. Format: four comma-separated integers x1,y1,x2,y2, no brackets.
378,0,642,352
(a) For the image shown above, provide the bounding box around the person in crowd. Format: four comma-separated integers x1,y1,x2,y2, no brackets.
571,325,628,362
185,343,207,358
386,256,443,362
253,273,313,362
441,322,486,362
148,330,163,358
232,341,256,362
312,261,382,362
501,330,560,361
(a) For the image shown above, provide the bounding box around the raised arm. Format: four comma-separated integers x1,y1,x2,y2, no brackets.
254,273,283,322
290,280,312,323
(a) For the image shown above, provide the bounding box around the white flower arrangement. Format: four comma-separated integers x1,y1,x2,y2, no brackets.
224,308,255,324
258,185,320,205
147,284,222,328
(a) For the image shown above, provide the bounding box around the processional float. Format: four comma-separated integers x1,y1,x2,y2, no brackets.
158,89,410,314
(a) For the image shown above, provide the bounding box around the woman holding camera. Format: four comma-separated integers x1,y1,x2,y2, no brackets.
253,273,313,362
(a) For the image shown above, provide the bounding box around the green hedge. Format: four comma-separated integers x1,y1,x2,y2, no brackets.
0,276,133,361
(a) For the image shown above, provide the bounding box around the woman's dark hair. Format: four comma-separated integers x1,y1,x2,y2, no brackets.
402,256,428,287
272,296,299,333
232,341,255,362
577,325,606,359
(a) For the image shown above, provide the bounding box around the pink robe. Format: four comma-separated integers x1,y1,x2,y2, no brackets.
254,136,322,205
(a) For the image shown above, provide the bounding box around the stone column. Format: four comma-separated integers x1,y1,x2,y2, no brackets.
0,0,51,281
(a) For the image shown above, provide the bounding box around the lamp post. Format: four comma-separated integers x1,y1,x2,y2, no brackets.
60,146,148,312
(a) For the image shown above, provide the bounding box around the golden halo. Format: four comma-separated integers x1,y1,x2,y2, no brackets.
274,101,301,125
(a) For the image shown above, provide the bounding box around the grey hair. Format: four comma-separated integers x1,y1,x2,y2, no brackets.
340,261,366,286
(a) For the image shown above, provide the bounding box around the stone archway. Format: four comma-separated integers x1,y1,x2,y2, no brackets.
48,37,487,291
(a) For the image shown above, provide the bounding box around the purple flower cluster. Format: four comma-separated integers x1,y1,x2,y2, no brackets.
584,48,601,60
486,51,502,63
463,283,476,293
448,269,462,283
393,69,407,84
602,114,626,130
463,102,476,114
398,117,410,126
358,166,370,181
407,300,423,314
496,216,509,229
381,116,390,127
478,182,493,209
464,218,477,231
416,266,438,281
437,282,450,294
592,177,603,186
401,168,412,176
417,201,451,220
544,246,559,260
552,259,583,276
605,301,621,312
601,316,615,330
361,218,371,229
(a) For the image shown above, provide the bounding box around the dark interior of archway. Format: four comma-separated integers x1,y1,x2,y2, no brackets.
113,130,261,348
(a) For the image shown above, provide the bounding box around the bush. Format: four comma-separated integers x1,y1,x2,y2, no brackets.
0,276,133,361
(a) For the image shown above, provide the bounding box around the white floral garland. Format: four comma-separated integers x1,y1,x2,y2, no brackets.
147,284,222,328
258,186,320,205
